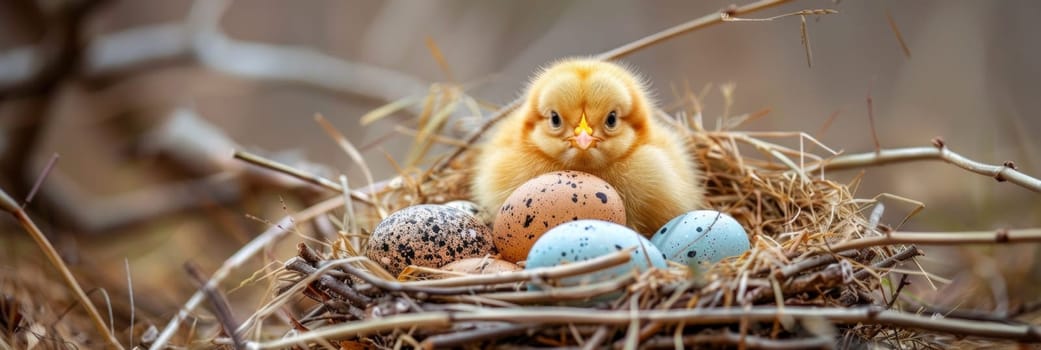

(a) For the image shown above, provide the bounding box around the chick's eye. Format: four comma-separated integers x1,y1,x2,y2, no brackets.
605,111,618,129
549,111,562,129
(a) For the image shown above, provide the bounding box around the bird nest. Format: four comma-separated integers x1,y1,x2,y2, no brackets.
250,109,1011,349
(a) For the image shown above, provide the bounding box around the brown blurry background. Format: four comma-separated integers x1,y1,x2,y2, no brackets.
1,0,1039,346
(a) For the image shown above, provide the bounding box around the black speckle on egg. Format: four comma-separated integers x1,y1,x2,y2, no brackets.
696,227,703,233
658,227,667,235
525,198,532,207
523,215,534,228
595,192,608,204
614,244,623,251
571,193,578,203
687,250,697,258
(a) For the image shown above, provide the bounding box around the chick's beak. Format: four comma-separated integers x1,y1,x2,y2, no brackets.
573,113,596,150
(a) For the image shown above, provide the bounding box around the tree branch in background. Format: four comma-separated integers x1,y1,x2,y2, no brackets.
0,0,432,109
0,0,109,199
33,107,344,233
806,139,1041,193
826,228,1041,253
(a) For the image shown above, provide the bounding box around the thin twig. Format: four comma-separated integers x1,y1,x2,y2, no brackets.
283,258,375,305
125,258,135,348
885,9,911,59
581,326,612,350
22,152,59,208
853,246,922,281
866,79,881,154
805,143,1041,193
233,150,376,205
0,187,125,350
827,228,1041,253
419,323,531,349
597,0,798,60
184,262,244,350
638,331,833,349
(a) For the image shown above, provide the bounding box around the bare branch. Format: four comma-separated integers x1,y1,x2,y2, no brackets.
184,262,244,350
805,142,1041,193
827,228,1041,253
1,0,432,107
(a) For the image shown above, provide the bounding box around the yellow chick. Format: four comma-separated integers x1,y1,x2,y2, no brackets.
471,58,704,235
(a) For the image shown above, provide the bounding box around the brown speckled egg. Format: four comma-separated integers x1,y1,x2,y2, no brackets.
441,257,521,274
366,205,496,275
493,170,625,262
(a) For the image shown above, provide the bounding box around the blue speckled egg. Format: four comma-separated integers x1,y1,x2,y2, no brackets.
651,210,750,268
525,220,667,287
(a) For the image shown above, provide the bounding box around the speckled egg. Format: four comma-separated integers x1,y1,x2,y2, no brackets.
443,200,492,225
650,210,750,268
441,257,521,274
494,171,626,262
366,204,496,275
525,220,666,287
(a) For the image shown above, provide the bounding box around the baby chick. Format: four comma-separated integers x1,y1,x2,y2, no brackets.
472,58,704,235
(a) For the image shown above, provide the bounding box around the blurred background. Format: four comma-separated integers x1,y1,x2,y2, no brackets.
1,0,1038,347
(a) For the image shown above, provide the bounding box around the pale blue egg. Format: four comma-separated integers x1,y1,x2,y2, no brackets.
525,220,667,287
651,210,750,268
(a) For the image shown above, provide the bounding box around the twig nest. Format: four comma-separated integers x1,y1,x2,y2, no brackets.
525,220,665,287
493,171,626,262
365,204,496,275
651,210,750,268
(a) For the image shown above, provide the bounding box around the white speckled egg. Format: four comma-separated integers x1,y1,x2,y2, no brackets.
443,200,491,225
366,205,496,275
525,220,666,287
650,210,750,268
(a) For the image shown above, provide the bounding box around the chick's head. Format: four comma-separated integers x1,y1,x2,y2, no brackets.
522,59,652,170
